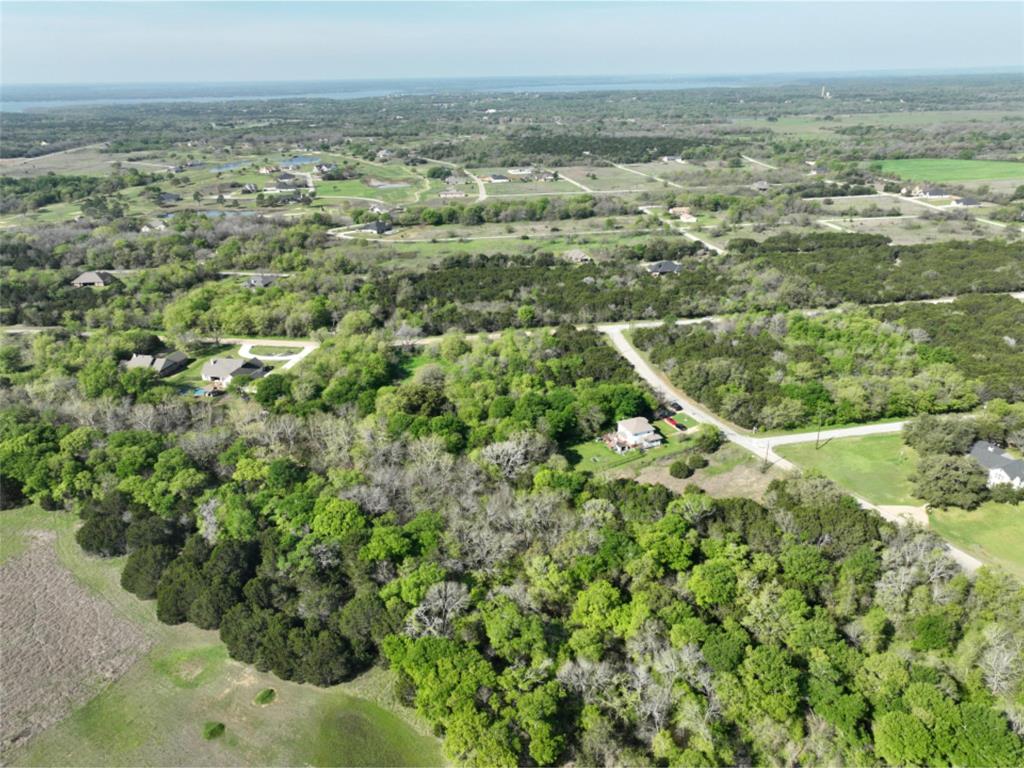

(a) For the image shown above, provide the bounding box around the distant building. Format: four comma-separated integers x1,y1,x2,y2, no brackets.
140,219,167,233
241,183,259,194
969,441,1024,489
507,167,535,176
361,219,393,235
200,358,267,387
158,192,182,204
313,163,337,174
646,260,682,276
751,180,770,193
246,274,279,289
563,248,592,264
376,149,394,161
951,197,980,207
124,351,188,378
668,206,697,223
911,184,947,198
71,270,119,288
660,155,684,163
484,174,510,183
258,166,280,175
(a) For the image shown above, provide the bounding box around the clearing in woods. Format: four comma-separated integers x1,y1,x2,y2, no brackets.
0,507,443,768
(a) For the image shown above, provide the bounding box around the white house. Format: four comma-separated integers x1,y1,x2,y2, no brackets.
969,441,1024,489
617,417,663,449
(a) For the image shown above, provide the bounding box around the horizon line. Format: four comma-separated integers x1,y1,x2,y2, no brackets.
4,65,1023,90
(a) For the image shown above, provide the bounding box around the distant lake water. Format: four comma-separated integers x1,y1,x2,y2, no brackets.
0,75,761,112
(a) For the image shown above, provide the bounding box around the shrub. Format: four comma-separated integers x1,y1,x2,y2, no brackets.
254,688,276,705
202,721,225,740
669,459,693,479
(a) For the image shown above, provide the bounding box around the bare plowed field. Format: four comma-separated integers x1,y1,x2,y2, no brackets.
0,531,150,757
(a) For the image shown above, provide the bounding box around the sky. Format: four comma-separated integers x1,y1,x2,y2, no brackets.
1,1,1021,85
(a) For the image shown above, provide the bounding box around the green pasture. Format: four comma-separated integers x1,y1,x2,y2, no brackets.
2,506,444,767
775,433,920,506
879,158,1024,183
930,502,1024,581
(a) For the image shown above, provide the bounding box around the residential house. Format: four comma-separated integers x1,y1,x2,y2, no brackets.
200,358,268,387
507,167,535,176
158,192,182,205
668,206,697,223
258,166,280,175
660,155,684,163
646,260,682,276
751,180,770,193
563,249,592,264
969,441,1024,489
911,184,947,198
483,174,510,183
71,270,119,288
617,418,663,449
246,274,278,289
313,163,337,175
140,219,168,233
369,204,392,215
240,183,259,194
951,197,980,207
376,149,394,161
124,351,188,378
537,172,557,182
361,220,393,235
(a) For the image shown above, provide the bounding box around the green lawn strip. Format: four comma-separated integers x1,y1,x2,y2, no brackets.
930,503,1024,581
1,507,443,768
774,434,921,506
879,158,1024,183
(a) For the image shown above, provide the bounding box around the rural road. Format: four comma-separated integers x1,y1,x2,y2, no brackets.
741,155,778,170
227,338,318,371
600,324,983,572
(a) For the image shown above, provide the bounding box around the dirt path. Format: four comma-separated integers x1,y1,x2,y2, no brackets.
0,531,151,756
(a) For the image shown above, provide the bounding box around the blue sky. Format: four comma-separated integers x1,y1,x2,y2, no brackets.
1,1,1021,85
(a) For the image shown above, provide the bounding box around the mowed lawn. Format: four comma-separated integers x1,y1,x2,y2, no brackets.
775,434,920,506
931,503,1024,581
2,508,443,768
879,158,1024,183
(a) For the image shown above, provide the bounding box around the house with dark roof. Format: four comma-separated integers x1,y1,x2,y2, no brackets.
646,260,682,276
361,219,393,235
969,441,1024,489
124,351,188,377
751,180,770,193
951,197,980,207
246,274,278,289
72,270,119,288
200,358,268,387
158,192,182,205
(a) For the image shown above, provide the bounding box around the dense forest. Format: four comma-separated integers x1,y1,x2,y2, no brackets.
632,308,989,430
2,332,1022,764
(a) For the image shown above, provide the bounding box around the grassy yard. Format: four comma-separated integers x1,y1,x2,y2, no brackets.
930,502,1024,581
879,158,1024,183
775,434,921,506
567,417,697,474
2,507,444,767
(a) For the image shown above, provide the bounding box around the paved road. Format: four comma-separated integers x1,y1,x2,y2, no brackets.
235,339,317,371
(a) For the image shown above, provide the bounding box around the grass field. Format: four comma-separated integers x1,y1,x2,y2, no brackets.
775,434,921,506
834,215,1005,245
1,507,444,767
879,158,1024,183
930,502,1024,581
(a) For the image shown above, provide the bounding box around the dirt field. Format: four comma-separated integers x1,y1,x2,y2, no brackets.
613,442,788,502
0,530,150,757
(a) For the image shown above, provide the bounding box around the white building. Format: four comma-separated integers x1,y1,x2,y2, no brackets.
617,417,663,449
